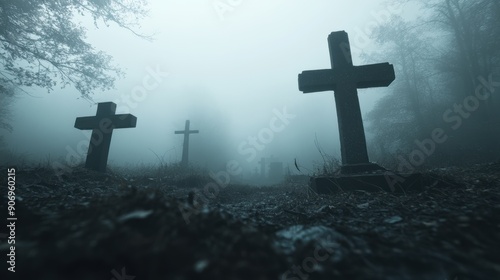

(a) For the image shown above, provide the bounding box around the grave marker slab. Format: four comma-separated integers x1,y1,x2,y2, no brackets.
175,120,199,167
75,102,137,172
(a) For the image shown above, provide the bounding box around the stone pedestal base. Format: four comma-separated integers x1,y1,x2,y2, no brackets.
310,171,424,194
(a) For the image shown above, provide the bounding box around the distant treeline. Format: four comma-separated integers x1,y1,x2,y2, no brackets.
365,0,500,167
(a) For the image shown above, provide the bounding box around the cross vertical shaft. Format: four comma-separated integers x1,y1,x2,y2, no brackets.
87,104,114,172
175,120,199,168
329,32,369,164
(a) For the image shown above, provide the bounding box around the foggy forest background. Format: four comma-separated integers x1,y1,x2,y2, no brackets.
364,0,500,168
0,0,499,179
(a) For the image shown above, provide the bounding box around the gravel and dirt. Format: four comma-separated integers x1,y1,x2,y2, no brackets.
1,162,499,280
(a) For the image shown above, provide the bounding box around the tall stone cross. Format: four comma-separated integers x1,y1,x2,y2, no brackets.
175,120,199,167
298,31,395,174
74,102,137,172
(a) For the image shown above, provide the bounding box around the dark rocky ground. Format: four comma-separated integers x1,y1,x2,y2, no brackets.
1,162,499,280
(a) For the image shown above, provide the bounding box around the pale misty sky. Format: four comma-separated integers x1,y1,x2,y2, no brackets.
4,0,414,175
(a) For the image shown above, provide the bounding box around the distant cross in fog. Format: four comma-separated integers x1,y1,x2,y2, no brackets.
175,120,199,168
74,102,137,172
298,31,395,174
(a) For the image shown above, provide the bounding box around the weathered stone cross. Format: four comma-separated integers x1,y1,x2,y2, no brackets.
298,31,395,174
74,102,137,172
175,120,199,167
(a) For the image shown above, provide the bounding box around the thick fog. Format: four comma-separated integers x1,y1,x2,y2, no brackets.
3,1,416,178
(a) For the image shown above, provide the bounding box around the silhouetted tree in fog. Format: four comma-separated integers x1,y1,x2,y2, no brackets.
0,0,150,156
363,15,437,159
366,0,500,166
429,0,500,161
0,0,149,99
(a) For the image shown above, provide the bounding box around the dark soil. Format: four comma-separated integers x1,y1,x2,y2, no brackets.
1,163,500,280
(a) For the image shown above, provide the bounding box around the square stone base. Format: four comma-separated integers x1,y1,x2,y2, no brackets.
310,172,424,194
339,163,387,174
